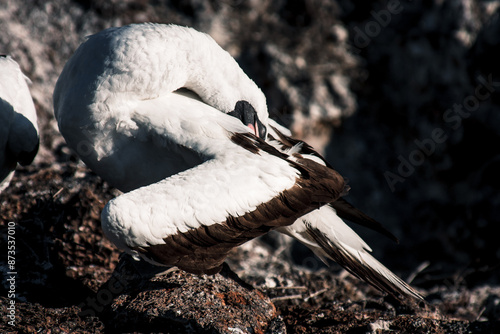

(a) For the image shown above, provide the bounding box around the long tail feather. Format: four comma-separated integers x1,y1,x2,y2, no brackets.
278,205,423,301
331,198,399,243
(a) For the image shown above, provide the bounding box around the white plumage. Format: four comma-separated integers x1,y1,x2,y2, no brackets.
54,23,268,192
54,23,422,301
0,55,39,192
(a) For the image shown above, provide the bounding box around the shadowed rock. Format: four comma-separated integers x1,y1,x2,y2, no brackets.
98,254,285,333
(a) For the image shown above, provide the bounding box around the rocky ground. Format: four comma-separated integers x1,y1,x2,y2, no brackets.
1,0,500,333
0,163,499,333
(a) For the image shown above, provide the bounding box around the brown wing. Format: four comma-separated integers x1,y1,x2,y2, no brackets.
135,132,346,274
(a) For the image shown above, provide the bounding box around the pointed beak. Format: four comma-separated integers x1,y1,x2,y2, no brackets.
254,117,267,139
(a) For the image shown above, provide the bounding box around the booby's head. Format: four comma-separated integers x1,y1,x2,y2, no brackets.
228,100,267,139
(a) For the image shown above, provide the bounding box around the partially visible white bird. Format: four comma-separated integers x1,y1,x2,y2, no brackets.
0,55,39,192
54,23,422,301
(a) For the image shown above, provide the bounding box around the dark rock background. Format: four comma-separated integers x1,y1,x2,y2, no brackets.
1,0,500,332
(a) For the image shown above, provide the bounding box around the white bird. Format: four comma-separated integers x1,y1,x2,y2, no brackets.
54,23,422,301
0,55,39,192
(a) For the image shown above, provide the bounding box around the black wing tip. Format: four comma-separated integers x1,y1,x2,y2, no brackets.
268,124,333,167
331,199,399,243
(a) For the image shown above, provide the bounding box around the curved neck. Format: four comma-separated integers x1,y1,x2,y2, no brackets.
96,24,268,124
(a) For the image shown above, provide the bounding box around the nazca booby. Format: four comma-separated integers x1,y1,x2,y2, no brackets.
53,23,422,301
0,55,39,192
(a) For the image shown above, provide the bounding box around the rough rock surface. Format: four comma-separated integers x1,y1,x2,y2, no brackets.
1,0,500,333
97,256,282,333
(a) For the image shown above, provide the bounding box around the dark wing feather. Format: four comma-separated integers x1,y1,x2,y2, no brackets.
137,132,346,275
268,125,332,168
269,126,398,243
306,225,423,301
331,198,399,243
